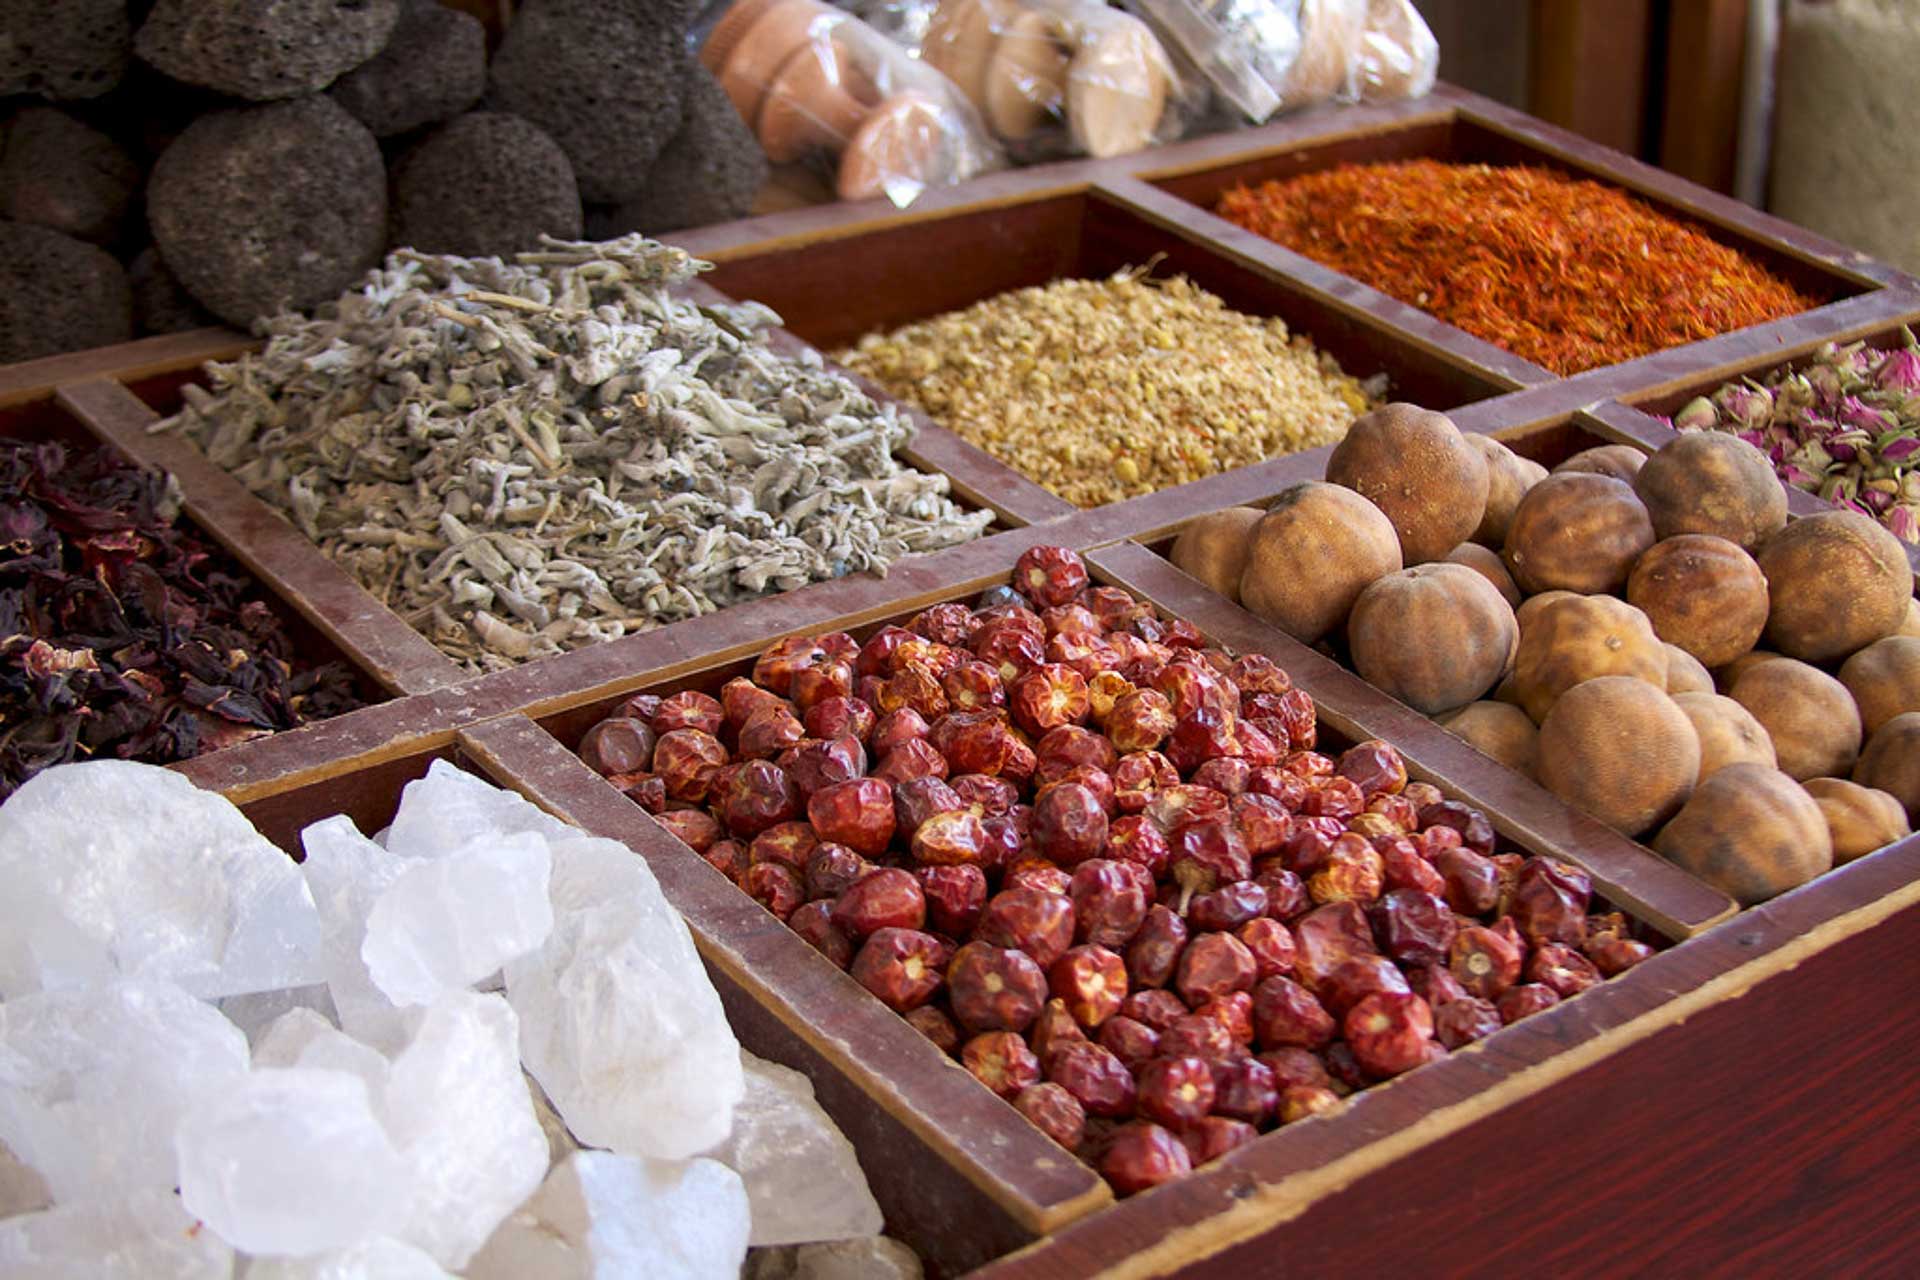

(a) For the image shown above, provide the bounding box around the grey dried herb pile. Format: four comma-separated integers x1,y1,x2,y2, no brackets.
835,268,1386,508
158,235,993,672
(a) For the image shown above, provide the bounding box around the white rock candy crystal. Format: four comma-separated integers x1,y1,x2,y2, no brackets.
383,760,577,857
253,1008,391,1102
0,1188,234,1279
0,757,893,1275
175,1066,414,1256
245,994,550,1270
382,761,744,1158
505,830,744,1159
713,1053,883,1247
298,816,412,1055
467,1150,749,1280
0,980,249,1203
378,992,548,1268
361,831,553,1007
0,759,322,1000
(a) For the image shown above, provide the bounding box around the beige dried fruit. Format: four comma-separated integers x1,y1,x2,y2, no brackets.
1653,763,1831,906
1538,676,1699,837
1168,506,1265,603
1326,402,1489,564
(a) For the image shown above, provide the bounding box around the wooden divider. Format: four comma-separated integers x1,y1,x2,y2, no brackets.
1086,540,1737,938
55,379,466,696
0,327,250,410
458,715,1113,1276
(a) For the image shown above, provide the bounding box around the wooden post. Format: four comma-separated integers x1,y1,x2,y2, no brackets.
1658,0,1749,194
1527,0,1655,157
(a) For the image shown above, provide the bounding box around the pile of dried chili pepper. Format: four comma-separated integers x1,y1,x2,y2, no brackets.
1216,159,1819,375
0,436,365,798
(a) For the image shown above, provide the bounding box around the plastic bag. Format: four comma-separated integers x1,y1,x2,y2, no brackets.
1357,0,1437,103
1281,0,1365,106
697,0,1004,207
835,0,941,49
906,0,1198,162
1130,0,1432,125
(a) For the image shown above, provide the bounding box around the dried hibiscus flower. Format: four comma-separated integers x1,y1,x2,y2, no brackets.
1,437,364,798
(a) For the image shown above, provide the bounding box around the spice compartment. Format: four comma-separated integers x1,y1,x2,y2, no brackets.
0,388,396,797
692,185,1515,411
87,295,1019,684
1135,89,1896,387
1143,106,1879,304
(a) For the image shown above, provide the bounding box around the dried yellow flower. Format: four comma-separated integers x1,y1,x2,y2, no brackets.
836,268,1385,507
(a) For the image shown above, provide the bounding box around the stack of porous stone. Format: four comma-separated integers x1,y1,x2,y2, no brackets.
0,0,768,363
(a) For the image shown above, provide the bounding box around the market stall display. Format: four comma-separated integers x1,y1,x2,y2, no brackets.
1,79,1918,1280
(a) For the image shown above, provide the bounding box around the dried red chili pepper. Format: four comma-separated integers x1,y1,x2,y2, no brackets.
1216,160,1816,375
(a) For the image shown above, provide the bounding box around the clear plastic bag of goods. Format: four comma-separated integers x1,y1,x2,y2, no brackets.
698,0,1005,206
1128,0,1435,125
1356,0,1437,103
850,0,1201,162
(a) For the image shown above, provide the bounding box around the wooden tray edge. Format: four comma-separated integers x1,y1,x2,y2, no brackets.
54,378,468,697
456,714,1117,1237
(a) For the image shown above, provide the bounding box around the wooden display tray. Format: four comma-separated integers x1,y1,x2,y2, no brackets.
195,536,1735,1279
5,84,1919,1276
